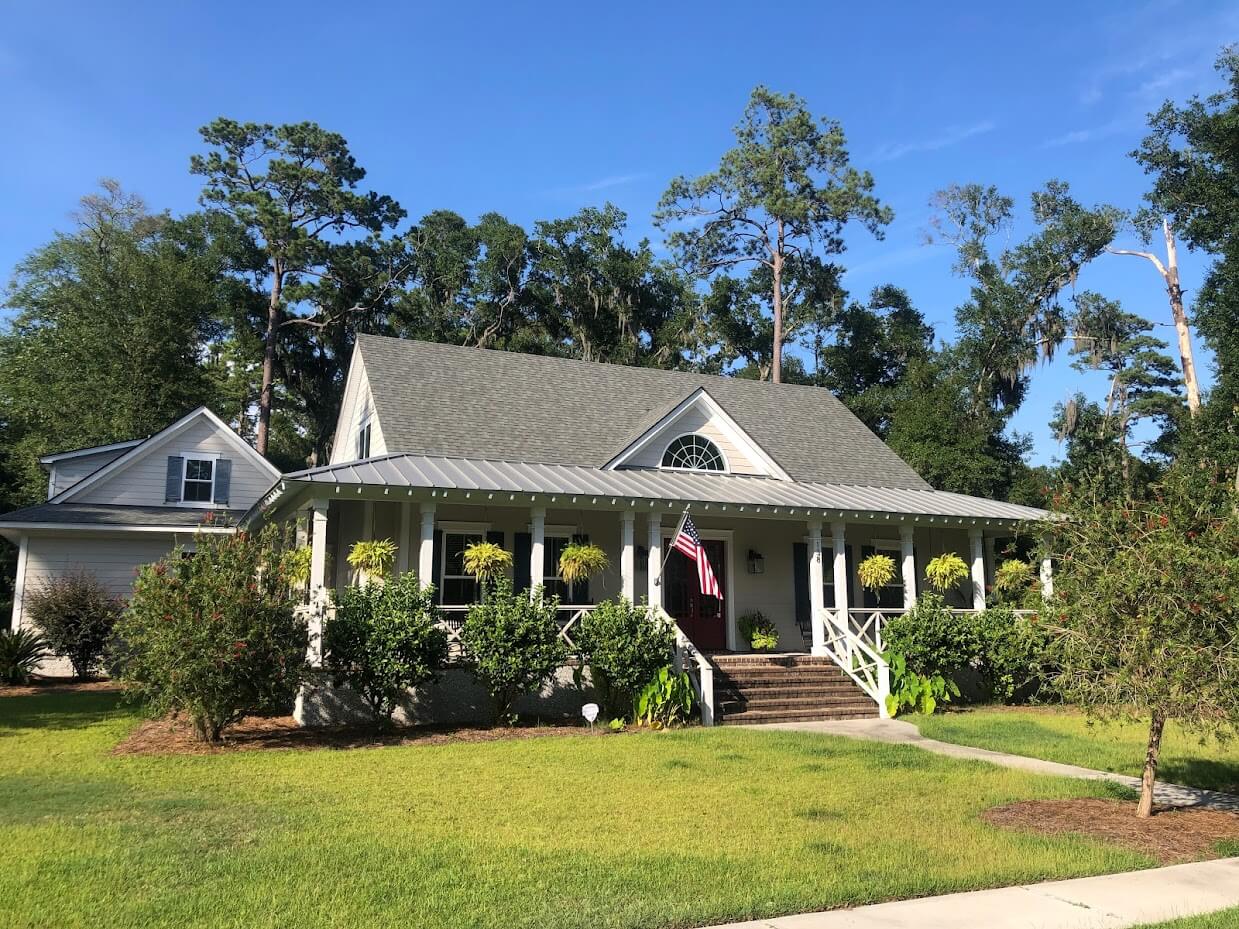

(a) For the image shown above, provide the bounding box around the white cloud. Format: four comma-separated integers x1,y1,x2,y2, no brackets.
546,173,645,197
872,121,997,163
1040,117,1131,149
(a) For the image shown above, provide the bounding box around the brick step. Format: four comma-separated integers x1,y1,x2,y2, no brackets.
720,695,876,713
720,706,878,725
716,672,854,687
712,655,836,668
713,683,867,698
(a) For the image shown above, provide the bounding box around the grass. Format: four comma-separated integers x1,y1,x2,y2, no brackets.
913,708,1239,794
0,691,1163,929
1134,909,1239,928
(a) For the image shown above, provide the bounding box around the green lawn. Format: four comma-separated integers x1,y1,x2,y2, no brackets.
914,708,1239,794
0,691,1161,929
1135,909,1239,928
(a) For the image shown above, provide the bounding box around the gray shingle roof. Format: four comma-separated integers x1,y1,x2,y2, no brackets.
357,335,931,491
0,503,242,528
283,453,1046,524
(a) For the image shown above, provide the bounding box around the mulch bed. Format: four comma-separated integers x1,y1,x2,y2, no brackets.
1,680,120,697
113,713,621,756
983,798,1239,864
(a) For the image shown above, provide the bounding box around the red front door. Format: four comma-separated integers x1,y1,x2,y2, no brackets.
663,538,727,650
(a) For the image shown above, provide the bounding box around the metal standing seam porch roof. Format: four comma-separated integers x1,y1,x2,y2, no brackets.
269,453,1048,525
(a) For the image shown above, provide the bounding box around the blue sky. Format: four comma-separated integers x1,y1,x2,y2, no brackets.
2,0,1235,464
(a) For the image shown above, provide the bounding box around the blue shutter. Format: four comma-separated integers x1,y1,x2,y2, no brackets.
486,530,505,581
430,530,443,596
213,459,232,505
164,456,183,502
514,532,532,593
792,542,810,628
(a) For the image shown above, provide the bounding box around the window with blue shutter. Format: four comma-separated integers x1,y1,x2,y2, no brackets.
213,459,232,505
165,456,184,502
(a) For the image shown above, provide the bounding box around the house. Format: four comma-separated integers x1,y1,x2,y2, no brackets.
1,408,280,674
251,335,1050,726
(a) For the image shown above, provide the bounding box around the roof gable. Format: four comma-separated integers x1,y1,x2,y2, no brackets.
52,408,280,505
356,335,931,491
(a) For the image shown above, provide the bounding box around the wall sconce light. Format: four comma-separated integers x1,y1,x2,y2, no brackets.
747,549,765,574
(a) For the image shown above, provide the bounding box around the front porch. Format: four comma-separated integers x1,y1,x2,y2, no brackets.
273,476,1048,725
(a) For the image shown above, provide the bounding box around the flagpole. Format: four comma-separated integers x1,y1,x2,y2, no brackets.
652,506,690,588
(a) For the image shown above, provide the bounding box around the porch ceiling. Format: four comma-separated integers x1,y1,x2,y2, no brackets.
265,453,1047,526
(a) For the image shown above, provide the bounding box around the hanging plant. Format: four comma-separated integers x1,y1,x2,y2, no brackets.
347,539,397,582
857,553,896,592
462,541,513,584
925,553,969,593
559,543,609,584
993,559,1034,595
280,545,313,588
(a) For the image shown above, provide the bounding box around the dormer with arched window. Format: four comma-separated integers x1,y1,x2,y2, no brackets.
660,434,727,473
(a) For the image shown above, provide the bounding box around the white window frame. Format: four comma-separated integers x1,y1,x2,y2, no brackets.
438,525,487,607
540,529,590,605
179,451,220,509
356,415,372,460
659,433,730,474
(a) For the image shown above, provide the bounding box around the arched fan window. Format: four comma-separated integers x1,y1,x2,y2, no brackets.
661,434,726,472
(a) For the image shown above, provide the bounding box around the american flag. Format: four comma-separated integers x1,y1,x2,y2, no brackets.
671,514,722,600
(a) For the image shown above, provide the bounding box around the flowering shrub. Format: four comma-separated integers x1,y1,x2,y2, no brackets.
25,571,122,679
111,526,307,742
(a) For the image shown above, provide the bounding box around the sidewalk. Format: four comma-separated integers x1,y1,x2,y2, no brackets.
756,718,1239,812
709,858,1239,929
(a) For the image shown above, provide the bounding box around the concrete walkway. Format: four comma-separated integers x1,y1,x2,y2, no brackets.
710,858,1239,929
757,718,1239,812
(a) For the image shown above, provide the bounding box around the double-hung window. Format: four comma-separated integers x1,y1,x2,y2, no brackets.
440,530,484,606
356,418,372,460
182,456,216,504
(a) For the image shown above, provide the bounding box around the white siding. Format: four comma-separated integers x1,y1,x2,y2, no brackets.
47,449,129,498
329,355,387,465
76,418,273,509
624,405,763,475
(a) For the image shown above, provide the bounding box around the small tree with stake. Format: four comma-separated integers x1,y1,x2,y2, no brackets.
1043,475,1239,817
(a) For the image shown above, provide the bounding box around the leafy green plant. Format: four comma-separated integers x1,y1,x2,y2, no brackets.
633,665,696,729
882,593,976,679
325,572,449,724
576,598,675,719
738,611,778,651
0,628,50,685
884,651,959,717
112,526,307,742
857,553,896,592
25,572,123,679
992,559,1043,610
280,545,313,589
460,576,566,724
462,542,513,586
558,543,609,584
925,553,969,593
347,539,397,582
974,607,1050,703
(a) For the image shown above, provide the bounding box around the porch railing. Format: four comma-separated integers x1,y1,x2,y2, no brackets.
821,608,890,717
434,603,596,657
655,606,715,727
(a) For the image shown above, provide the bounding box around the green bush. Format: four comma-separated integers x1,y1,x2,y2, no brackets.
974,607,1051,703
460,577,566,724
885,651,959,717
576,598,675,719
111,527,307,742
25,572,123,679
882,593,977,678
0,628,50,685
325,572,449,724
738,611,778,651
633,665,695,729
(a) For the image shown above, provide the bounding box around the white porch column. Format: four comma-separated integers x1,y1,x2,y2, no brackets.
969,528,986,611
357,500,375,587
807,520,826,656
646,513,662,610
10,535,28,631
307,500,330,666
831,521,848,618
1040,556,1054,599
619,510,636,603
397,501,411,575
529,506,546,600
899,524,916,611
417,502,436,590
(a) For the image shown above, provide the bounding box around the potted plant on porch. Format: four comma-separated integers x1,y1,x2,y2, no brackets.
738,611,778,651
558,542,609,585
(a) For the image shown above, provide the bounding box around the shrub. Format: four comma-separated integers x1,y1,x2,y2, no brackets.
974,607,1051,703
633,665,695,729
111,527,307,742
924,553,969,593
325,572,449,724
0,628,50,685
885,651,959,717
738,611,778,651
460,576,566,723
576,598,675,719
857,553,896,592
25,572,122,679
882,593,977,678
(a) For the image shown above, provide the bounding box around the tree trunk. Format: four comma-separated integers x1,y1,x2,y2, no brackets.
771,222,785,384
1137,709,1166,818
1162,220,1202,417
255,265,283,457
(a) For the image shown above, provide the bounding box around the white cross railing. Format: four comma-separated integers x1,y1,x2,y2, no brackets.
822,607,890,717
655,606,715,727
